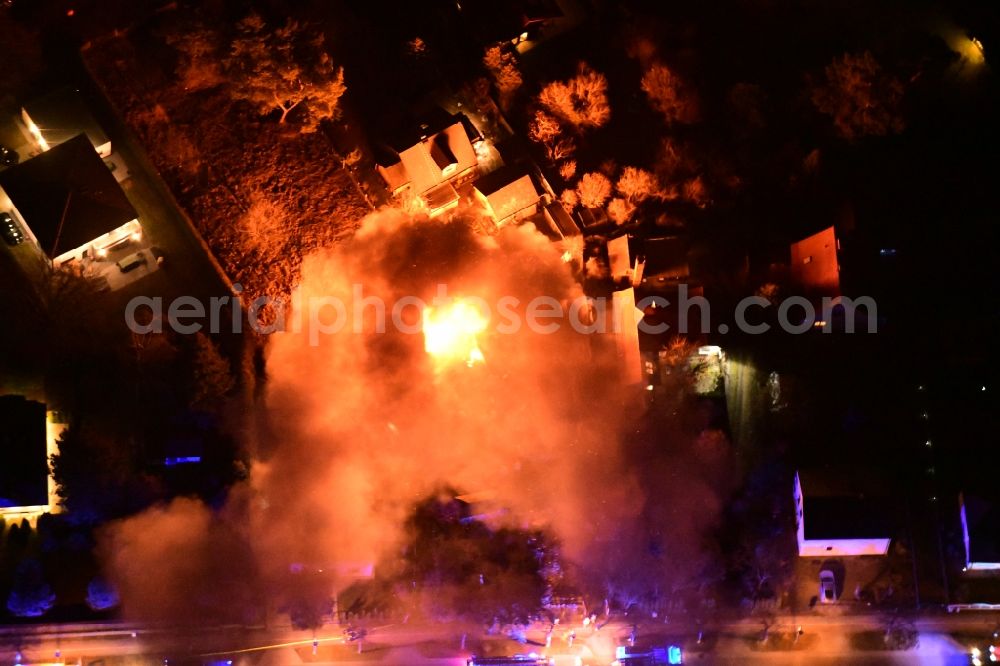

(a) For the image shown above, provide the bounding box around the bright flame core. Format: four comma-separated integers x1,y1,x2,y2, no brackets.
422,298,488,368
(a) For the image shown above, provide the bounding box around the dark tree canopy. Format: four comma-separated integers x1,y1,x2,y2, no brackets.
397,491,554,625
189,332,235,412
811,51,905,140
6,559,55,618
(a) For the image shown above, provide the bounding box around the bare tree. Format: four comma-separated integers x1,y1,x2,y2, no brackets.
682,176,710,207
727,82,767,132
529,110,561,145
167,24,224,91
240,191,292,256
538,63,611,129
226,13,346,132
558,160,577,181
641,63,699,124
529,110,576,162
811,51,905,141
560,189,580,210
483,46,522,108
548,138,577,163
616,166,661,204
626,35,658,67
655,138,701,201
607,198,635,225
576,172,612,209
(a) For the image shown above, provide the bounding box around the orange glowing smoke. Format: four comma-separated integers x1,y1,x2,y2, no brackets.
422,298,488,369
100,209,735,627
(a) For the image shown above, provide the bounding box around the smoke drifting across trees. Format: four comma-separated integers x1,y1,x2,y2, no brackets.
98,209,731,623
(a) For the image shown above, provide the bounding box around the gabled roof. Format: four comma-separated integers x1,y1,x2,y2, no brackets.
379,108,471,155
473,165,539,222
0,135,136,259
0,395,48,509
376,111,478,196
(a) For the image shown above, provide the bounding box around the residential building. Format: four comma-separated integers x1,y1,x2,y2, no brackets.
472,165,542,227
790,225,840,296
0,395,64,524
577,206,611,232
793,469,893,557
376,110,479,215
960,493,1000,571
539,200,580,239
0,135,140,266
610,287,644,385
640,235,691,287
606,234,647,288
456,0,564,47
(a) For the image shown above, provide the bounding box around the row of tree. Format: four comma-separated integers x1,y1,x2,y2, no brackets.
513,40,906,230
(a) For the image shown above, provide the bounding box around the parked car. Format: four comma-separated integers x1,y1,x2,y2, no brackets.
116,251,147,272
819,569,837,603
1,212,23,246
0,145,18,167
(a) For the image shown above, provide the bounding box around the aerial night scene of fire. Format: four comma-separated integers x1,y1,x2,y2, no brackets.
0,0,998,664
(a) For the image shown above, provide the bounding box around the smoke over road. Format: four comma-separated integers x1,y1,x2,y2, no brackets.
101,209,731,623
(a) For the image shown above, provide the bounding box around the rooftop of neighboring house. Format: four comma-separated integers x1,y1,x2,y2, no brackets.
638,234,691,282
473,164,540,221
375,109,479,195
790,225,840,295
961,493,1000,565
0,395,48,509
0,135,137,259
536,200,579,239
457,0,564,46
796,467,895,541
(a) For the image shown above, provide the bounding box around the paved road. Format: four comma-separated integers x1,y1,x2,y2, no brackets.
2,613,995,666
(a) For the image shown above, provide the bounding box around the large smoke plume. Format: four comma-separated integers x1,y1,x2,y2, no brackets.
100,209,730,622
